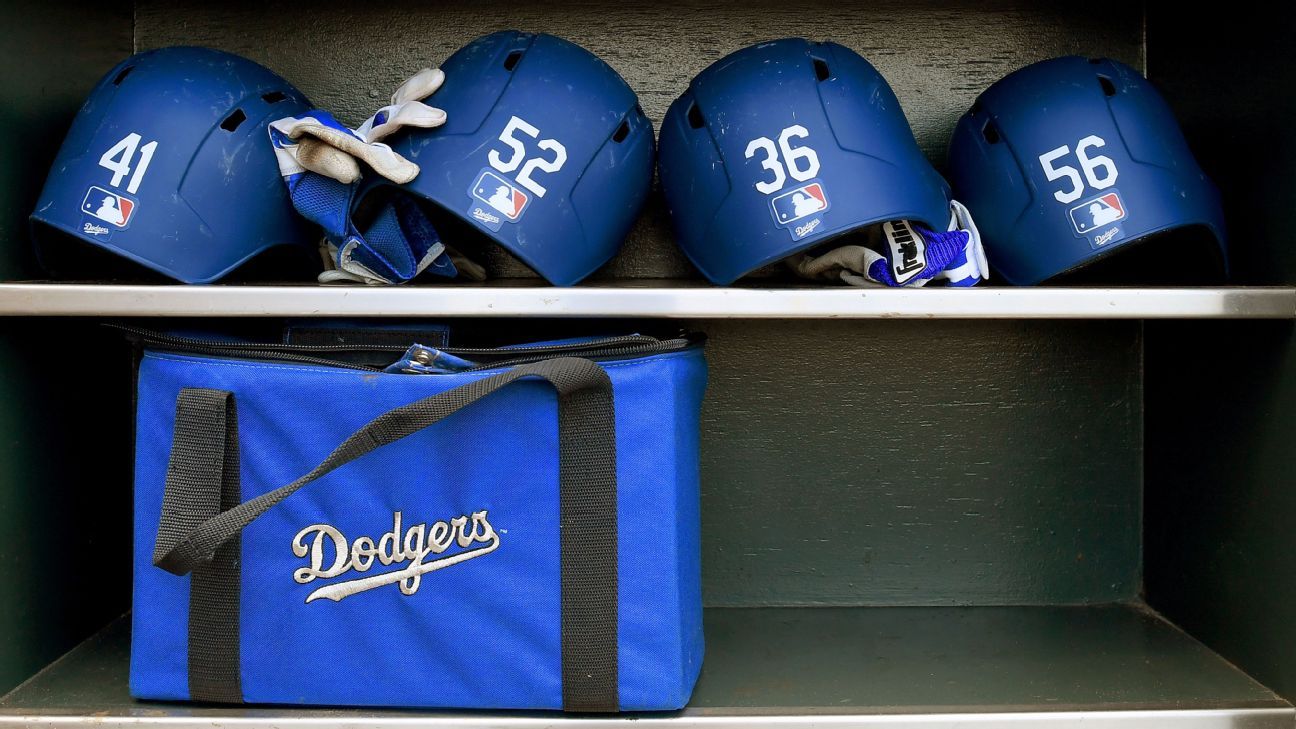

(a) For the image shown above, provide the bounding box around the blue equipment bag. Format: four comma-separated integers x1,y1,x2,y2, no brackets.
127,329,707,711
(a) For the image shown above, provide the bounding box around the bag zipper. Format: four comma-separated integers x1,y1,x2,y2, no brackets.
110,325,697,373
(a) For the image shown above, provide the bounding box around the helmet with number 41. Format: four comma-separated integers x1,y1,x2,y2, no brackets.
948,56,1226,285
658,38,953,285
30,47,315,283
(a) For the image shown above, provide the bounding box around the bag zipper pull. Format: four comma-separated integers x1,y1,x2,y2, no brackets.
385,344,477,374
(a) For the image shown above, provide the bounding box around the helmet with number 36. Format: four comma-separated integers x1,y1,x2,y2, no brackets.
658,38,953,285
30,47,315,283
947,56,1227,285
358,31,655,286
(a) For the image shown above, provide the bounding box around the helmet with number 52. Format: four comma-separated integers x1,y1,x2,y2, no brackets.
658,38,953,285
947,57,1226,285
357,31,655,286
30,47,315,283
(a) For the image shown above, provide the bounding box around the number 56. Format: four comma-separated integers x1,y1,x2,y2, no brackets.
1038,135,1118,204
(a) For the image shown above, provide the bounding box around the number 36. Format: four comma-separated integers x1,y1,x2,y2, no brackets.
745,125,821,195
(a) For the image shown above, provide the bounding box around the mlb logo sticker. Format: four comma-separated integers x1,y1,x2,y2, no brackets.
82,186,135,229
470,170,530,230
769,182,829,240
1069,191,1126,235
770,182,828,226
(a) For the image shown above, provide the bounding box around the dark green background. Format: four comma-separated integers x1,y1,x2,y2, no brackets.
1,0,1294,711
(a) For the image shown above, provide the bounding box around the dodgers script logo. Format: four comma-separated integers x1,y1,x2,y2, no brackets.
292,510,500,603
82,186,136,228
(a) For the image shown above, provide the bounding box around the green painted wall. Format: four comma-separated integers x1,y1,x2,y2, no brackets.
698,319,1142,606
0,1,132,693
1145,1,1296,702
0,322,135,695
0,0,131,280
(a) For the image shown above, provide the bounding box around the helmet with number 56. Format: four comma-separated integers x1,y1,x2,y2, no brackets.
30,47,315,283
658,38,953,285
358,31,655,286
947,57,1226,285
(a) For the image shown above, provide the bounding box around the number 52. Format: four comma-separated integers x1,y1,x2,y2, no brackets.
488,116,568,198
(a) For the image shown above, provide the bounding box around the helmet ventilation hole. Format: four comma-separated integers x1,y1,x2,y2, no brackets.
686,101,705,129
1098,75,1117,97
612,119,631,143
112,66,134,85
1088,57,1104,64
812,58,831,81
981,120,1001,144
503,50,523,71
261,91,287,104
220,109,247,132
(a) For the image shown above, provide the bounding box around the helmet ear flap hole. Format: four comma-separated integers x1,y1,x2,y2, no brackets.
219,109,247,132
981,119,1001,144
612,118,631,143
812,57,831,82
686,101,705,129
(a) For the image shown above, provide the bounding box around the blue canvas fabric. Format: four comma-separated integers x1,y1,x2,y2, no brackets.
130,344,706,710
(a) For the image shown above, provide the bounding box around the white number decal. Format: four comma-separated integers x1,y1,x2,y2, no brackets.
98,133,158,194
127,141,157,194
1038,145,1084,204
488,115,567,198
516,139,567,198
745,125,821,195
1075,135,1118,189
779,125,820,182
745,137,785,194
488,116,537,173
1039,135,1118,204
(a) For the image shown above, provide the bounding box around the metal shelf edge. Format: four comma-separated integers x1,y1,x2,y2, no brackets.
0,708,1291,729
0,285,1290,318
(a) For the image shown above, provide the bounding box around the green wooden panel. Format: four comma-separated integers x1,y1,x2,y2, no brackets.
0,0,131,280
4,606,1285,713
698,319,1142,606
1147,3,1296,287
132,0,1143,282
1143,1,1296,704
0,321,135,695
1144,321,1296,700
0,0,133,691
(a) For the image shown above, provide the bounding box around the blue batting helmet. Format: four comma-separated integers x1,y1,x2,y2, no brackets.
30,47,315,283
657,38,952,285
947,56,1226,285
361,31,655,286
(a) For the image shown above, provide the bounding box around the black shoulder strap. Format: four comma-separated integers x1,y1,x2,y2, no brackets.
153,357,619,711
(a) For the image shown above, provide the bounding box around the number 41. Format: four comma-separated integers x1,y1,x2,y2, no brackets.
99,133,158,194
